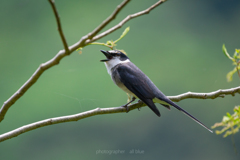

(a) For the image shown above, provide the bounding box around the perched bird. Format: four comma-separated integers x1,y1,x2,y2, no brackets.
100,50,212,132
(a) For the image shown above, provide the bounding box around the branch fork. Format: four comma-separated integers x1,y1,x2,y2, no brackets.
1,0,240,143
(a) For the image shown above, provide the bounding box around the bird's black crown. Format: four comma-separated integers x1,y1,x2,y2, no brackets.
100,50,129,62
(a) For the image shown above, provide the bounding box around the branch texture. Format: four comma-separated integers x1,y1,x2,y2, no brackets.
48,0,69,52
0,86,239,143
86,0,167,43
0,0,167,122
168,86,240,102
87,0,130,39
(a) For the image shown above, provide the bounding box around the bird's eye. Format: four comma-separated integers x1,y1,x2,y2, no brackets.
112,53,119,56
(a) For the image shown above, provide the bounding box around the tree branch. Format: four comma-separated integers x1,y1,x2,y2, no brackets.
0,86,239,143
0,0,167,122
48,0,69,53
87,0,167,43
168,86,240,102
87,0,130,39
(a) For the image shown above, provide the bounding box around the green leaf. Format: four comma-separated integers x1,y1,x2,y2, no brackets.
226,67,237,82
120,27,130,39
106,40,113,45
233,50,238,60
226,112,232,117
222,116,230,122
212,106,240,137
233,49,240,59
114,27,130,44
222,44,234,61
234,106,240,112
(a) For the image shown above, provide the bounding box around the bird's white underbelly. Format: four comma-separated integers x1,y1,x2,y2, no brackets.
116,82,137,98
116,82,170,106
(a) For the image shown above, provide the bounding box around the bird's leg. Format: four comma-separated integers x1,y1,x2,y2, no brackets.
121,97,136,113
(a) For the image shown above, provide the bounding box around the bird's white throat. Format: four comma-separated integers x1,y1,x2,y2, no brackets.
104,58,130,75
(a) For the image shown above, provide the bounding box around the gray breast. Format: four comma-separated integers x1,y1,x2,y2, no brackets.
111,64,136,97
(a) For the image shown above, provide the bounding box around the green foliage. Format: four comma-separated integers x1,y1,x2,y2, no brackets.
226,67,239,82
222,44,240,82
113,26,130,44
212,45,240,138
77,27,130,52
222,44,234,61
212,106,240,137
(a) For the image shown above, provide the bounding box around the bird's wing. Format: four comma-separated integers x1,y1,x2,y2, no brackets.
116,63,212,132
116,63,160,116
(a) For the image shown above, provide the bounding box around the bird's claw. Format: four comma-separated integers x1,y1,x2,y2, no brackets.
121,104,130,113
121,97,136,113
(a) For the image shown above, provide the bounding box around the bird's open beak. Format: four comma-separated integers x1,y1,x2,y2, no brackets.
100,50,112,62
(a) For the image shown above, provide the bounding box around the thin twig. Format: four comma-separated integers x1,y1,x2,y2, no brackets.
86,0,167,43
48,0,69,53
168,86,240,102
0,86,239,143
0,0,142,122
87,0,131,39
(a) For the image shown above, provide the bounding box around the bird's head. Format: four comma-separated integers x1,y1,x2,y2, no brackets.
100,50,130,74
100,50,129,67
100,50,129,62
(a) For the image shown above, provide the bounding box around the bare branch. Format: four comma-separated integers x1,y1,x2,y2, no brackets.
168,86,240,102
87,0,168,43
48,0,69,53
0,107,125,142
88,0,130,39
0,86,239,143
1,0,151,122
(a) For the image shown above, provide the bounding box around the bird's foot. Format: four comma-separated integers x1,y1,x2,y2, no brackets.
121,104,130,113
121,97,136,113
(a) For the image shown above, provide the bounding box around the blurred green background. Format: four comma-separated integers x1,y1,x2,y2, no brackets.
0,0,240,159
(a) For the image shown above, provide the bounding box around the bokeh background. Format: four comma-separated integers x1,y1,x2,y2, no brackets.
0,0,240,159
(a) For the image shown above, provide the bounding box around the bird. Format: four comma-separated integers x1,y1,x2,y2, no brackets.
100,49,212,133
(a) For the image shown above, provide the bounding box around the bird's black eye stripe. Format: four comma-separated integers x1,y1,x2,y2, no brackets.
111,53,120,56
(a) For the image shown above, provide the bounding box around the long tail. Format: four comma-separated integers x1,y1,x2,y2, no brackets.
159,97,213,133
